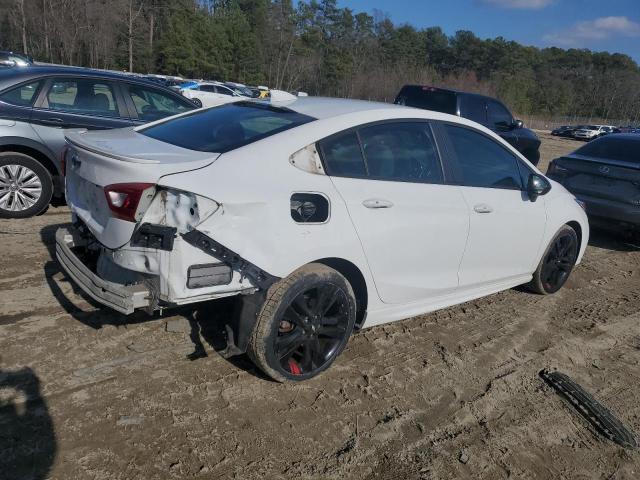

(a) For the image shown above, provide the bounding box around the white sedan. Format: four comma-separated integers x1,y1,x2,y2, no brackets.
180,82,250,108
57,97,589,382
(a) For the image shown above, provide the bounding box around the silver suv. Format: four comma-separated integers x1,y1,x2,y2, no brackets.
0,65,197,218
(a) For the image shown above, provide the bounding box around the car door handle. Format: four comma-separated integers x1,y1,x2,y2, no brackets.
363,198,394,209
473,203,494,214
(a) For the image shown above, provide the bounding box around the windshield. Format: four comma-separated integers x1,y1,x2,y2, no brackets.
140,102,315,153
575,136,640,163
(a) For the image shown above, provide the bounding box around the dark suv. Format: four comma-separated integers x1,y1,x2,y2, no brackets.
395,85,541,166
0,66,197,218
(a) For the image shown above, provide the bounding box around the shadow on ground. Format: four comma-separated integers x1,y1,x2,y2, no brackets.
41,223,269,380
0,368,56,480
588,228,640,252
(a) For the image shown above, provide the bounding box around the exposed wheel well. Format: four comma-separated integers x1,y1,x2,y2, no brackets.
566,220,583,248
0,144,60,195
315,258,368,329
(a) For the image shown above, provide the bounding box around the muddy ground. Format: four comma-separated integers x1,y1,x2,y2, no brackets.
1,133,639,479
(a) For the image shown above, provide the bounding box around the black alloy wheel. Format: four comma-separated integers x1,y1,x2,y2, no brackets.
275,283,350,376
528,225,579,294
248,263,356,382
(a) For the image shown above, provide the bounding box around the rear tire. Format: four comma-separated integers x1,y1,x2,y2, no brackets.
527,225,579,295
0,153,53,219
248,263,356,382
191,98,203,108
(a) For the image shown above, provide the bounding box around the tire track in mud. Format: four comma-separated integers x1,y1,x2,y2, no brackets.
2,185,640,478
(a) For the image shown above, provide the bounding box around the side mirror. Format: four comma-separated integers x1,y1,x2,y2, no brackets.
513,119,524,129
527,174,551,202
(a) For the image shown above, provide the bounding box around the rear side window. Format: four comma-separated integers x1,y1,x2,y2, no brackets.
46,79,119,117
128,84,192,121
359,123,443,183
0,81,41,106
319,131,367,177
395,86,457,115
445,124,523,190
459,96,487,124
575,136,640,163
141,102,315,153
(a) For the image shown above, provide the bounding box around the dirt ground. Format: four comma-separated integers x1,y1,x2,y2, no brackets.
1,133,639,480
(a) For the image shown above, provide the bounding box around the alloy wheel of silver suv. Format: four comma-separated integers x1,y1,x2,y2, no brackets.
0,153,52,218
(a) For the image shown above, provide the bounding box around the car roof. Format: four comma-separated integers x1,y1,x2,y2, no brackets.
284,96,410,120
0,64,164,91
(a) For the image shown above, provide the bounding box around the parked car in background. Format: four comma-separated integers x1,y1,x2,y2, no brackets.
572,125,616,141
551,125,577,137
179,81,247,108
0,51,33,67
56,97,587,381
547,134,640,237
0,65,197,218
394,85,541,166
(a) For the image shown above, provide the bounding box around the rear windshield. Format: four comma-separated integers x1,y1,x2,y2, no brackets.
394,86,457,115
140,102,315,153
575,136,640,163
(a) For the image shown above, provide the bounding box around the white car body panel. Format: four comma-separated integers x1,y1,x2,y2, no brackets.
60,97,589,330
456,186,547,287
331,177,469,304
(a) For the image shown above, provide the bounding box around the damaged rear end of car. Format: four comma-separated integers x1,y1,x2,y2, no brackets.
56,102,318,359
57,126,270,316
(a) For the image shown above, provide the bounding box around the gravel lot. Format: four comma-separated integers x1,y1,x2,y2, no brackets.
1,133,639,479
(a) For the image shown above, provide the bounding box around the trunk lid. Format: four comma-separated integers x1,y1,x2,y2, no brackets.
555,154,640,203
65,128,218,249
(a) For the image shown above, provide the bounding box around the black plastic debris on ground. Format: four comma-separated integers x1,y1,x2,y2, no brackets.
540,369,638,449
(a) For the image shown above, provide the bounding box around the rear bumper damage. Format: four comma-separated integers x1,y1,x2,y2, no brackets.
56,223,280,356
55,227,152,314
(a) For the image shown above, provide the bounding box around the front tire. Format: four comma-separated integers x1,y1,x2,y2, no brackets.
248,263,356,382
527,225,579,294
0,153,53,219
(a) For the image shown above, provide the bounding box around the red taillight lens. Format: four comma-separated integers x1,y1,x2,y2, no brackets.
103,183,154,222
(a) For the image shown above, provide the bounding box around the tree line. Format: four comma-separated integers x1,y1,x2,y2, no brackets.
1,0,639,122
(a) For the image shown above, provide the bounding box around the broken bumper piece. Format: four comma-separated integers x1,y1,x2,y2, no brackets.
55,227,152,315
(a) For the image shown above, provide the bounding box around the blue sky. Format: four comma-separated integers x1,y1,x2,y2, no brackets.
339,0,640,62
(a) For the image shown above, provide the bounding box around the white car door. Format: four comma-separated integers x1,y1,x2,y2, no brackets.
440,124,547,288
319,122,470,305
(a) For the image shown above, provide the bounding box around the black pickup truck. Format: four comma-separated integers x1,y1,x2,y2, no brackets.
395,85,541,166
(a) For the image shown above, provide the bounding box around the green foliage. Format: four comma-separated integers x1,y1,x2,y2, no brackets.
1,0,639,120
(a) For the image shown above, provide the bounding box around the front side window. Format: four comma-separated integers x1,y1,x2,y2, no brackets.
46,79,119,117
128,85,191,121
140,102,315,153
0,81,41,106
359,123,443,183
445,124,523,190
487,101,513,130
460,96,487,125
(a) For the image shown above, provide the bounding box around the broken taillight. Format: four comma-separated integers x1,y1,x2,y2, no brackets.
103,183,155,222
